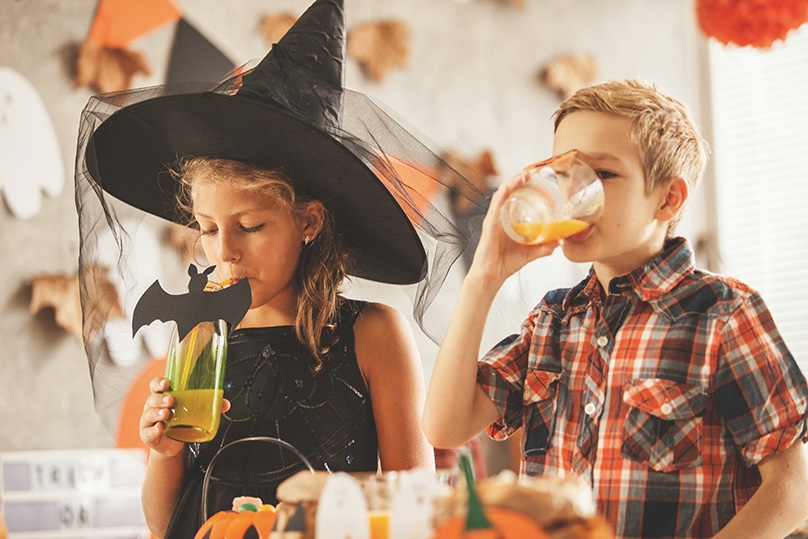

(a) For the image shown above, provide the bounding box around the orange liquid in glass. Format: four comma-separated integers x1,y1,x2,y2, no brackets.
511,219,588,244
368,512,390,539
164,388,223,443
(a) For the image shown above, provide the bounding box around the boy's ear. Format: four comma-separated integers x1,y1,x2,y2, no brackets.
656,177,689,222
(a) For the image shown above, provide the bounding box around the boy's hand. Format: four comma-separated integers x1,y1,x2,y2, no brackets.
470,172,559,286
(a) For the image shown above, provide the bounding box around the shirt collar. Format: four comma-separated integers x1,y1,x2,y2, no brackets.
563,236,696,309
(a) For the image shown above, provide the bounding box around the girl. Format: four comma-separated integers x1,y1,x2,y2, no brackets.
139,157,432,536
74,0,483,535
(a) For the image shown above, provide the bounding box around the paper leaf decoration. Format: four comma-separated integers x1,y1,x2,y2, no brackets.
0,67,64,220
30,269,122,342
260,13,298,46
87,0,182,48
696,0,808,48
540,52,597,99
347,21,410,83
75,41,150,93
442,149,498,213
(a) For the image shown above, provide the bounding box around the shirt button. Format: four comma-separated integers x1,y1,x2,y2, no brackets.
596,336,609,347
584,402,597,416
660,403,673,415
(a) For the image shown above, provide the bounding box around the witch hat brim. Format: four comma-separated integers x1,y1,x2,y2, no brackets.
85,92,426,284
83,0,426,285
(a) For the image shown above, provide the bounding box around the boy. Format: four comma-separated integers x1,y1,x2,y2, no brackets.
422,79,808,539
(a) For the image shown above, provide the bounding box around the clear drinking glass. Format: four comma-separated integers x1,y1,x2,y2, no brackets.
501,150,604,245
163,315,228,443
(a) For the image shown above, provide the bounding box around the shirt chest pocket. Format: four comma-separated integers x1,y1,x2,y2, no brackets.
523,370,563,456
621,378,708,473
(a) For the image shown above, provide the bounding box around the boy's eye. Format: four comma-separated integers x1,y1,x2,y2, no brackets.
596,170,617,180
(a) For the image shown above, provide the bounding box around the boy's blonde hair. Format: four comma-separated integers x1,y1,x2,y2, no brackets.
554,79,709,233
174,157,350,366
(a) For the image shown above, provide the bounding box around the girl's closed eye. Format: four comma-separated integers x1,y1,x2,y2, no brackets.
241,223,265,233
596,170,617,180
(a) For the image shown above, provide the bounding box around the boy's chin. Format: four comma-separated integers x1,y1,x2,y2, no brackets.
559,242,593,264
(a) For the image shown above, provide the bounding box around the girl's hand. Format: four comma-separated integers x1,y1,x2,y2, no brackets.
140,377,231,457
469,172,559,286
140,377,185,458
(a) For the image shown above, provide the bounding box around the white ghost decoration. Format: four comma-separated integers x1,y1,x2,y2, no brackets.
390,468,440,539
94,218,170,365
0,67,64,219
316,472,370,539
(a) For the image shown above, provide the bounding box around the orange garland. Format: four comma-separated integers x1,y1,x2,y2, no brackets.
696,0,808,48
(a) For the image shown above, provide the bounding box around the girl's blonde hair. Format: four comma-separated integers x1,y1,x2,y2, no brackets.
554,78,709,234
173,156,350,365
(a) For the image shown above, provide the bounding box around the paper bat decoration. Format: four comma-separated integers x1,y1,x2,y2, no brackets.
132,264,251,341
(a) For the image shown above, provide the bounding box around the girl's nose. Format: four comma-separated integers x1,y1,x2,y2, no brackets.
217,230,240,262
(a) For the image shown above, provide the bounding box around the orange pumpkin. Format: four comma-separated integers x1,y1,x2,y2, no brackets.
194,504,278,539
432,507,549,539
432,451,550,539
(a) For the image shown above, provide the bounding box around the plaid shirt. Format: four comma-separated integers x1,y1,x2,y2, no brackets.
478,237,808,539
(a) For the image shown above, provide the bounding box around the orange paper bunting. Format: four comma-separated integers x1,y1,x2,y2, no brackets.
696,0,808,48
87,0,182,48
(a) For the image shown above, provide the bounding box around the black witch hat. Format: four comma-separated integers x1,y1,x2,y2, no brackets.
85,0,423,284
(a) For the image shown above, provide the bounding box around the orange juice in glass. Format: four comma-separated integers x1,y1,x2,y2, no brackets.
368,511,390,539
501,150,604,245
164,318,228,443
362,474,396,539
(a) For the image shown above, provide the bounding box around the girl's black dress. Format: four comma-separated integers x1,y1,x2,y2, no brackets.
164,300,378,536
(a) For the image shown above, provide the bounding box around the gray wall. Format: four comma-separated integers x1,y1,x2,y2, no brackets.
0,0,706,451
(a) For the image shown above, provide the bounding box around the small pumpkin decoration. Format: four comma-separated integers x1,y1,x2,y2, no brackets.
431,452,549,539
194,503,278,539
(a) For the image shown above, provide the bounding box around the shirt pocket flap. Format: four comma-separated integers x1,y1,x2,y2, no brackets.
524,370,563,404
623,378,707,420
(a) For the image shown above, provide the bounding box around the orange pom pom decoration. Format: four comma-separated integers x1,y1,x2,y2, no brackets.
194,504,278,539
696,0,808,48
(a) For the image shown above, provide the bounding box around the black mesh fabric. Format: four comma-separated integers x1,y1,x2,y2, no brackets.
74,71,488,437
